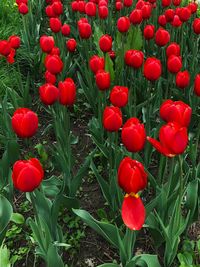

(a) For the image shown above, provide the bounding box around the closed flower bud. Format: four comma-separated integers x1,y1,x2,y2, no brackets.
40,35,55,53
143,57,162,81
89,55,105,74
143,24,155,40
66,38,77,52
39,83,59,105
130,9,143,25
110,86,129,107
118,157,147,194
99,34,112,52
98,6,108,19
61,24,71,36
193,18,200,35
171,15,182,27
167,55,182,73
141,4,152,20
18,3,29,14
160,100,192,127
117,16,130,33
45,55,63,74
194,74,200,96
165,9,175,22
179,7,191,22
0,40,11,56
115,1,123,11
162,0,171,7
49,17,62,33
12,158,44,192
85,2,96,16
59,78,76,105
95,70,110,90
78,22,92,39
147,122,188,157
12,108,38,138
158,15,167,27
52,1,63,16
173,0,181,6
176,70,190,89
155,28,170,47
124,50,144,68
8,35,21,49
166,42,180,57
121,118,146,152
124,0,132,7
44,70,56,84
103,106,122,132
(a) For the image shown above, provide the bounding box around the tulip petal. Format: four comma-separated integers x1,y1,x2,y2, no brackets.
121,195,145,230
147,136,174,157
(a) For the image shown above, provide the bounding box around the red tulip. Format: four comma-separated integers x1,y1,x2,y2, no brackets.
141,4,152,20
117,16,130,33
85,2,96,16
8,36,21,49
40,35,55,53
49,18,62,33
121,118,146,152
160,100,192,127
59,78,76,106
0,41,11,56
121,193,146,231
12,158,44,192
118,157,147,194
44,70,56,84
171,15,182,27
78,22,92,39
143,25,155,40
162,0,171,7
103,106,122,132
155,28,170,47
173,0,181,6
71,1,79,11
166,42,180,58
193,18,200,35
39,83,59,105
98,6,108,19
158,15,167,27
165,9,175,22
78,1,86,12
7,49,16,64
188,2,198,14
18,3,29,14
176,71,190,89
179,7,191,22
50,46,60,56
110,86,129,107
52,1,63,15
89,55,105,74
167,55,182,73
95,70,110,90
66,38,77,52
99,34,112,52
130,9,143,25
115,1,123,11
61,24,71,36
143,57,162,81
124,50,144,68
194,74,200,96
124,0,132,7
12,108,38,138
147,122,188,157
45,55,63,74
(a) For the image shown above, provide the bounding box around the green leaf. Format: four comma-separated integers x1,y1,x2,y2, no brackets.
0,244,11,267
11,213,25,224
125,26,143,51
0,195,13,245
93,24,104,56
98,264,119,267
105,53,115,81
127,254,161,267
47,244,64,267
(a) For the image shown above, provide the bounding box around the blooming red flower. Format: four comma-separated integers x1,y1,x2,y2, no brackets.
147,122,188,157
130,9,143,25
124,50,144,68
194,74,200,96
12,158,44,192
85,2,96,16
188,2,198,14
89,55,105,74
179,7,191,22
103,106,122,132
155,28,170,47
12,108,38,138
124,0,132,7
121,118,146,152
110,86,129,107
39,83,59,105
171,15,182,27
78,22,92,39
59,78,76,105
162,0,171,7
98,6,108,19
52,1,63,16
173,0,181,6
99,34,112,52
40,35,55,53
117,16,130,33
166,42,180,58
165,9,175,22
66,38,77,52
141,4,152,20
167,55,182,73
143,25,155,40
160,100,192,127
143,57,162,81
176,70,190,89
45,55,63,74
95,70,110,90
115,1,123,11
158,15,167,27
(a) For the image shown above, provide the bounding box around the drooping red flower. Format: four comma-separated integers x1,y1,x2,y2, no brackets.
103,106,122,132
147,122,188,157
12,108,38,138
121,118,146,152
58,78,76,106
143,57,162,81
160,100,192,127
12,158,44,192
110,86,129,108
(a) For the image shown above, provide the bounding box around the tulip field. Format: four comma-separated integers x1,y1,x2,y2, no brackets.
0,0,200,266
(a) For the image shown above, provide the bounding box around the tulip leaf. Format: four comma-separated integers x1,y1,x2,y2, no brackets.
98,264,120,267
185,179,199,225
93,23,104,56
105,53,115,81
126,254,161,267
0,195,13,245
47,244,64,267
0,244,11,267
125,26,143,51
